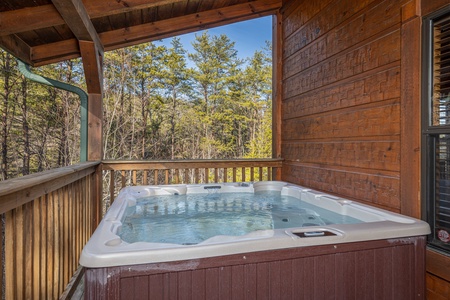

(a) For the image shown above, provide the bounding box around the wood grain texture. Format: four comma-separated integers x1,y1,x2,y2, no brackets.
422,0,450,16
4,172,97,298
281,0,405,211
84,237,427,299
283,29,401,99
282,163,400,210
400,15,421,218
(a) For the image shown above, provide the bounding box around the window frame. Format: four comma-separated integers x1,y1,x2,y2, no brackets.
422,6,450,254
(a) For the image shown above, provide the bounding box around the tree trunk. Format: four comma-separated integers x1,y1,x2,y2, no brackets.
1,53,12,180
20,75,30,175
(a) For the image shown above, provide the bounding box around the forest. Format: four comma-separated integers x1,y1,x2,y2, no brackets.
0,32,273,181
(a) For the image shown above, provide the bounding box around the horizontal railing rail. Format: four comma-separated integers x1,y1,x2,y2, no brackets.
0,158,283,298
0,161,102,299
102,158,283,204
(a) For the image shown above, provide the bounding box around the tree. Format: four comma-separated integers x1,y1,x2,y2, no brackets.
242,44,273,158
189,32,244,158
159,38,190,159
0,52,16,180
0,32,274,180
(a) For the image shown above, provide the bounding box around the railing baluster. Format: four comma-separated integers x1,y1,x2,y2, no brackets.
205,168,209,183
121,171,126,189
175,169,179,184
259,167,263,181
132,170,137,185
250,167,254,182
143,170,148,185
5,210,15,300
214,168,218,183
109,170,115,203
233,168,237,182
224,168,227,183
33,197,42,299
242,167,245,182
165,170,169,184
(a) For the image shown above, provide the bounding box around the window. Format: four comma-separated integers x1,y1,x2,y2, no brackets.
423,7,450,253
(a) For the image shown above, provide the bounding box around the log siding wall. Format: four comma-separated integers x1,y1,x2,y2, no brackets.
281,0,450,298
280,0,411,212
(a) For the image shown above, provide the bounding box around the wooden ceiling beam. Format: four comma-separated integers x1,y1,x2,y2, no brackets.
51,0,104,52
101,0,281,50
0,35,32,65
103,11,276,51
30,39,80,66
28,0,281,65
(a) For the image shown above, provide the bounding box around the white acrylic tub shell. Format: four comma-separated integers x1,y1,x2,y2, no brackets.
80,181,430,268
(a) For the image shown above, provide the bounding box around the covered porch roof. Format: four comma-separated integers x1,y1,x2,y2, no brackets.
0,0,282,67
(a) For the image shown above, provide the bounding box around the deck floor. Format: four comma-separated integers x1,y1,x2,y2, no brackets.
71,277,84,300
60,267,84,300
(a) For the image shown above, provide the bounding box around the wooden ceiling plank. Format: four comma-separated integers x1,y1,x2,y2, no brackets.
100,0,281,49
84,0,186,19
51,0,104,52
0,34,32,64
0,2,185,36
0,5,64,36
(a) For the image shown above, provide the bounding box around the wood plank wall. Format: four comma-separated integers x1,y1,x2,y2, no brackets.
280,0,450,298
280,0,414,213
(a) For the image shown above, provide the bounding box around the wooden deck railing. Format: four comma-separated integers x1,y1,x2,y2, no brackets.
0,158,283,299
0,161,101,300
102,158,283,204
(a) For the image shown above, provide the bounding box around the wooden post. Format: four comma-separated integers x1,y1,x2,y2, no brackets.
80,41,104,161
400,0,421,218
80,40,103,230
272,12,283,180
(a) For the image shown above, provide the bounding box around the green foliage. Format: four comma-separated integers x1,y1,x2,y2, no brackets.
0,30,272,179
0,53,83,179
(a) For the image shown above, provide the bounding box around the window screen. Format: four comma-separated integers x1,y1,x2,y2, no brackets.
424,9,450,253
433,134,450,250
432,17,450,126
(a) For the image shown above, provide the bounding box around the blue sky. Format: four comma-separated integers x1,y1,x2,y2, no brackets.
156,16,273,60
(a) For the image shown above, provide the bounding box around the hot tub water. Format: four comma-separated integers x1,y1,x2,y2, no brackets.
118,191,362,245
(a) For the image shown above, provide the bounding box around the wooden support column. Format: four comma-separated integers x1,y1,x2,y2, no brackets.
79,41,103,161
79,40,103,229
400,0,421,218
272,11,283,180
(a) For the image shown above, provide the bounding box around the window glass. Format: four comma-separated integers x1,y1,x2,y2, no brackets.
433,134,450,249
423,8,450,253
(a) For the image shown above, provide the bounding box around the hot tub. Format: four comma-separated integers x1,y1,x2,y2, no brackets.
81,181,430,299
